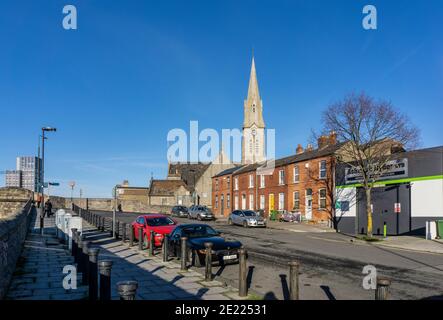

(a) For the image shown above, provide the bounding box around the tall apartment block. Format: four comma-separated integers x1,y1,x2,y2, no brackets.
5,156,42,192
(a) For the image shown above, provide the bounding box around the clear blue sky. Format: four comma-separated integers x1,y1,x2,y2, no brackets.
1,0,442,198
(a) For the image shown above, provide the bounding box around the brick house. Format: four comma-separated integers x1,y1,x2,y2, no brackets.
212,133,343,225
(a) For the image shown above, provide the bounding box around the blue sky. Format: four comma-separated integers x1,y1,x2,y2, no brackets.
1,0,442,198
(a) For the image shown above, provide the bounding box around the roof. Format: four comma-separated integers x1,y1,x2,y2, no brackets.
212,165,244,178
138,214,170,218
168,162,211,189
148,179,189,196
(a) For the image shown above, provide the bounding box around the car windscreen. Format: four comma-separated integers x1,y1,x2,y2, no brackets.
181,225,218,238
146,217,175,226
243,211,256,217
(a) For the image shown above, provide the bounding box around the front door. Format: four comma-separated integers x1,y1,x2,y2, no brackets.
269,193,275,213
305,189,312,220
241,194,246,210
221,195,224,216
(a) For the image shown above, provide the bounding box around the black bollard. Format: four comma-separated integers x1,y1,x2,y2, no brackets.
204,242,213,281
162,235,169,262
40,216,44,235
375,278,391,300
180,237,188,271
81,241,90,286
288,261,300,300
88,248,100,301
117,281,138,300
138,227,143,251
121,223,127,244
148,230,155,257
129,224,134,247
99,260,113,301
101,217,105,232
77,235,85,272
71,228,78,257
238,248,247,297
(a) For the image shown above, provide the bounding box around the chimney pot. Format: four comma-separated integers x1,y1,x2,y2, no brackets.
296,144,304,154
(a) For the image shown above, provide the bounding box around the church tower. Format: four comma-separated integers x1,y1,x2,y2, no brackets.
242,57,266,164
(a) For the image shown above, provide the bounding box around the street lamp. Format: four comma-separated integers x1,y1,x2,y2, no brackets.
40,127,57,220
112,184,121,239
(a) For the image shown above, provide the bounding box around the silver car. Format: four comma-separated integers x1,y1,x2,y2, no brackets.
188,205,215,221
228,210,267,228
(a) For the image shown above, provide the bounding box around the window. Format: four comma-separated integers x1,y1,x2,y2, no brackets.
234,177,239,191
215,179,219,191
227,176,230,189
260,195,265,210
215,195,218,209
241,194,247,210
319,189,327,209
319,160,327,179
293,165,299,183
278,193,285,211
249,174,254,188
279,170,285,185
227,194,230,208
260,174,265,188
234,195,239,210
249,194,254,210
293,191,300,210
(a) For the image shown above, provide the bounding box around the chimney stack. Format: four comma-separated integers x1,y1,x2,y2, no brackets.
306,144,313,152
296,144,304,154
317,135,329,149
329,131,337,145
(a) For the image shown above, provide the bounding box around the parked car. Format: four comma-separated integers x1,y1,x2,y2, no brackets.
132,214,177,247
188,205,214,221
171,205,189,217
167,224,242,267
228,210,267,228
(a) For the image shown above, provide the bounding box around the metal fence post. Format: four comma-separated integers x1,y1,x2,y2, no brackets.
40,215,44,235
162,235,169,262
129,224,134,247
71,228,78,257
116,220,120,239
88,248,100,301
117,281,138,300
148,230,155,257
180,237,188,271
138,227,143,251
204,242,213,281
238,248,247,297
375,278,391,300
289,261,300,300
99,260,113,301
77,234,85,272
81,241,90,286
121,222,126,244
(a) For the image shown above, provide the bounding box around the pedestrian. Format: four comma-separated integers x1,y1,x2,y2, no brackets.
118,203,122,212
45,199,53,217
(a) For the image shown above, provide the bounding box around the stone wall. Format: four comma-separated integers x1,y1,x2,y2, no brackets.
0,198,33,299
0,187,34,219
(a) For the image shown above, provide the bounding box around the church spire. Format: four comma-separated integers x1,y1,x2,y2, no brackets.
247,57,260,101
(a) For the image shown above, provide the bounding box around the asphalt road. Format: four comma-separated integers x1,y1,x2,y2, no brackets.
92,210,443,300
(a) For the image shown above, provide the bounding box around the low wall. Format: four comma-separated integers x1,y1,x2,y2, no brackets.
0,199,33,299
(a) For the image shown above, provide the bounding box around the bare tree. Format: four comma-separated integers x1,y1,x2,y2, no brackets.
321,93,419,238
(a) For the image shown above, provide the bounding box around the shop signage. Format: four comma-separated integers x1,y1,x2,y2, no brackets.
344,158,408,184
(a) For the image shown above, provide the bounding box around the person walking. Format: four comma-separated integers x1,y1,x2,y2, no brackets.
44,199,53,217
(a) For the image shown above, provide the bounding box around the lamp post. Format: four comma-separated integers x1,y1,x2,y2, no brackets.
112,184,121,239
40,127,57,219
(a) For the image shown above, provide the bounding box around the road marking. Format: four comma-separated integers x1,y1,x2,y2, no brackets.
307,236,349,243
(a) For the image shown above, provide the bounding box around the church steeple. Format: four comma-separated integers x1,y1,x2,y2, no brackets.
242,56,266,164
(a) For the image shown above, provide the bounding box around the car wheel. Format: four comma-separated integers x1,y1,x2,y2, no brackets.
228,218,233,225
243,221,248,228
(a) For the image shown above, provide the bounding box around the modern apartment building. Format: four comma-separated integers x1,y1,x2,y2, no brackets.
4,156,42,192
5,170,22,188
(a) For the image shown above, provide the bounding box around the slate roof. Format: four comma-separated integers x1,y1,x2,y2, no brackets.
168,162,211,189
212,165,244,178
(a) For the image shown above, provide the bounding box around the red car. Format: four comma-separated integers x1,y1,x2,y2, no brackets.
132,214,177,247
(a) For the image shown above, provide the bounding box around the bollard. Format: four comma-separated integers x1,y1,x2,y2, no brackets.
121,223,127,244
162,235,169,262
383,222,387,238
101,217,105,232
375,278,391,300
288,261,300,300
117,281,138,300
88,248,100,301
204,242,213,281
148,230,155,257
81,241,90,286
180,237,188,271
77,235,85,272
138,227,143,251
71,228,78,257
99,260,113,301
129,224,134,247
40,216,44,235
238,248,248,297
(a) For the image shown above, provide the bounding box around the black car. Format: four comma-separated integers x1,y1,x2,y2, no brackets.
167,224,242,267
171,205,188,217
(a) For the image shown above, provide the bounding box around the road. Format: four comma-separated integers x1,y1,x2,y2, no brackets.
92,210,443,300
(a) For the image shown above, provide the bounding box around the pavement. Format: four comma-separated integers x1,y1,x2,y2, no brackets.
6,211,248,300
